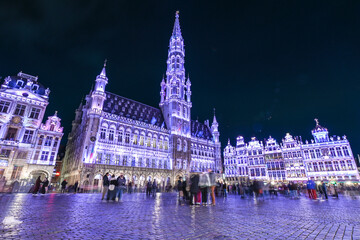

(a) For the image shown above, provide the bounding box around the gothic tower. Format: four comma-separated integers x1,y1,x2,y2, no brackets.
84,61,108,163
160,12,192,172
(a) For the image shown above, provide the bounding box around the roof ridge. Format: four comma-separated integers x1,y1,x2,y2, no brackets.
105,91,160,110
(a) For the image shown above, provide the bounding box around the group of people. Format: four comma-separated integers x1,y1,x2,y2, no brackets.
60,179,79,194
31,176,50,195
177,169,217,206
101,173,127,201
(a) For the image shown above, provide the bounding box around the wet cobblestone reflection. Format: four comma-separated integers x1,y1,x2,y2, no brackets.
1,193,360,239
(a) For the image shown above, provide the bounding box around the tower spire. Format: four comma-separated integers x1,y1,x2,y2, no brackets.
172,11,182,39
213,108,218,123
100,59,107,77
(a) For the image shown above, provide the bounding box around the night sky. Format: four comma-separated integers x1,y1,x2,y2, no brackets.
1,1,360,155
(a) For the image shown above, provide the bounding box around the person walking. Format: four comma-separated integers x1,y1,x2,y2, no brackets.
73,181,79,194
190,174,200,205
32,176,41,195
101,173,110,200
116,175,126,201
208,169,216,206
177,177,183,200
61,179,67,194
106,174,118,201
152,180,157,197
128,181,133,194
223,182,228,197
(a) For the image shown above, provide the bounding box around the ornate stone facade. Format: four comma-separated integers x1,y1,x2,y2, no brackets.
224,119,359,183
61,12,222,190
0,72,63,188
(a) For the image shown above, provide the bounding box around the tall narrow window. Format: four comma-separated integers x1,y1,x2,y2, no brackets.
118,131,123,143
0,101,10,113
49,152,56,161
40,151,49,161
22,130,34,143
125,132,130,144
53,138,59,147
177,139,181,151
10,166,23,180
29,107,41,119
109,129,114,141
336,147,343,157
44,136,53,146
100,128,106,140
14,104,26,116
342,146,350,157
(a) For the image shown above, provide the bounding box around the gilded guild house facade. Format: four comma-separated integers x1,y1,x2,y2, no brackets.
61,12,222,189
0,72,63,188
224,119,359,183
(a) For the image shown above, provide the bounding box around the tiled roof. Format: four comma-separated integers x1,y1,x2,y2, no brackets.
191,120,213,141
103,92,166,129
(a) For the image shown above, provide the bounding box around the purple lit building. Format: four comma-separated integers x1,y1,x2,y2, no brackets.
0,72,63,188
224,119,359,183
61,12,222,189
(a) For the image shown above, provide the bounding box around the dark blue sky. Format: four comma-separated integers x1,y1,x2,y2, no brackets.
1,1,360,154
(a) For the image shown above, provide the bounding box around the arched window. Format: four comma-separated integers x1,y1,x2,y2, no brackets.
177,139,181,151
147,134,152,147
100,127,106,140
164,138,169,150
118,129,124,143
183,140,187,152
125,130,131,144
140,132,145,146
109,129,114,141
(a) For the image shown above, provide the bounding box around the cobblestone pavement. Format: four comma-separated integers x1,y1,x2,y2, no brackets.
1,193,360,240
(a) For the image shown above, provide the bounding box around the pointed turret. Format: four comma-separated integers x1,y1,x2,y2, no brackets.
172,11,182,39
99,59,107,77
90,60,108,113
211,108,220,143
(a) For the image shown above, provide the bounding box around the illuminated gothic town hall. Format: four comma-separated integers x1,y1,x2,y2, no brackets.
61,12,222,189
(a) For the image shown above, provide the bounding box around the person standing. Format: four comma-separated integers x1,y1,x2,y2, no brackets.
116,175,126,201
152,180,157,197
321,181,328,200
61,179,67,193
208,169,216,206
32,176,41,195
106,174,118,201
190,174,200,205
177,177,183,200
199,172,210,205
146,180,152,196
40,177,49,194
74,181,79,194
101,173,110,200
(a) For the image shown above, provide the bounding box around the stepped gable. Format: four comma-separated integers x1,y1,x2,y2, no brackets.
191,120,213,140
103,92,166,129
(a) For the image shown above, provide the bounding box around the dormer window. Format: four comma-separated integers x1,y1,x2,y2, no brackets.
16,80,24,88
32,84,39,91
